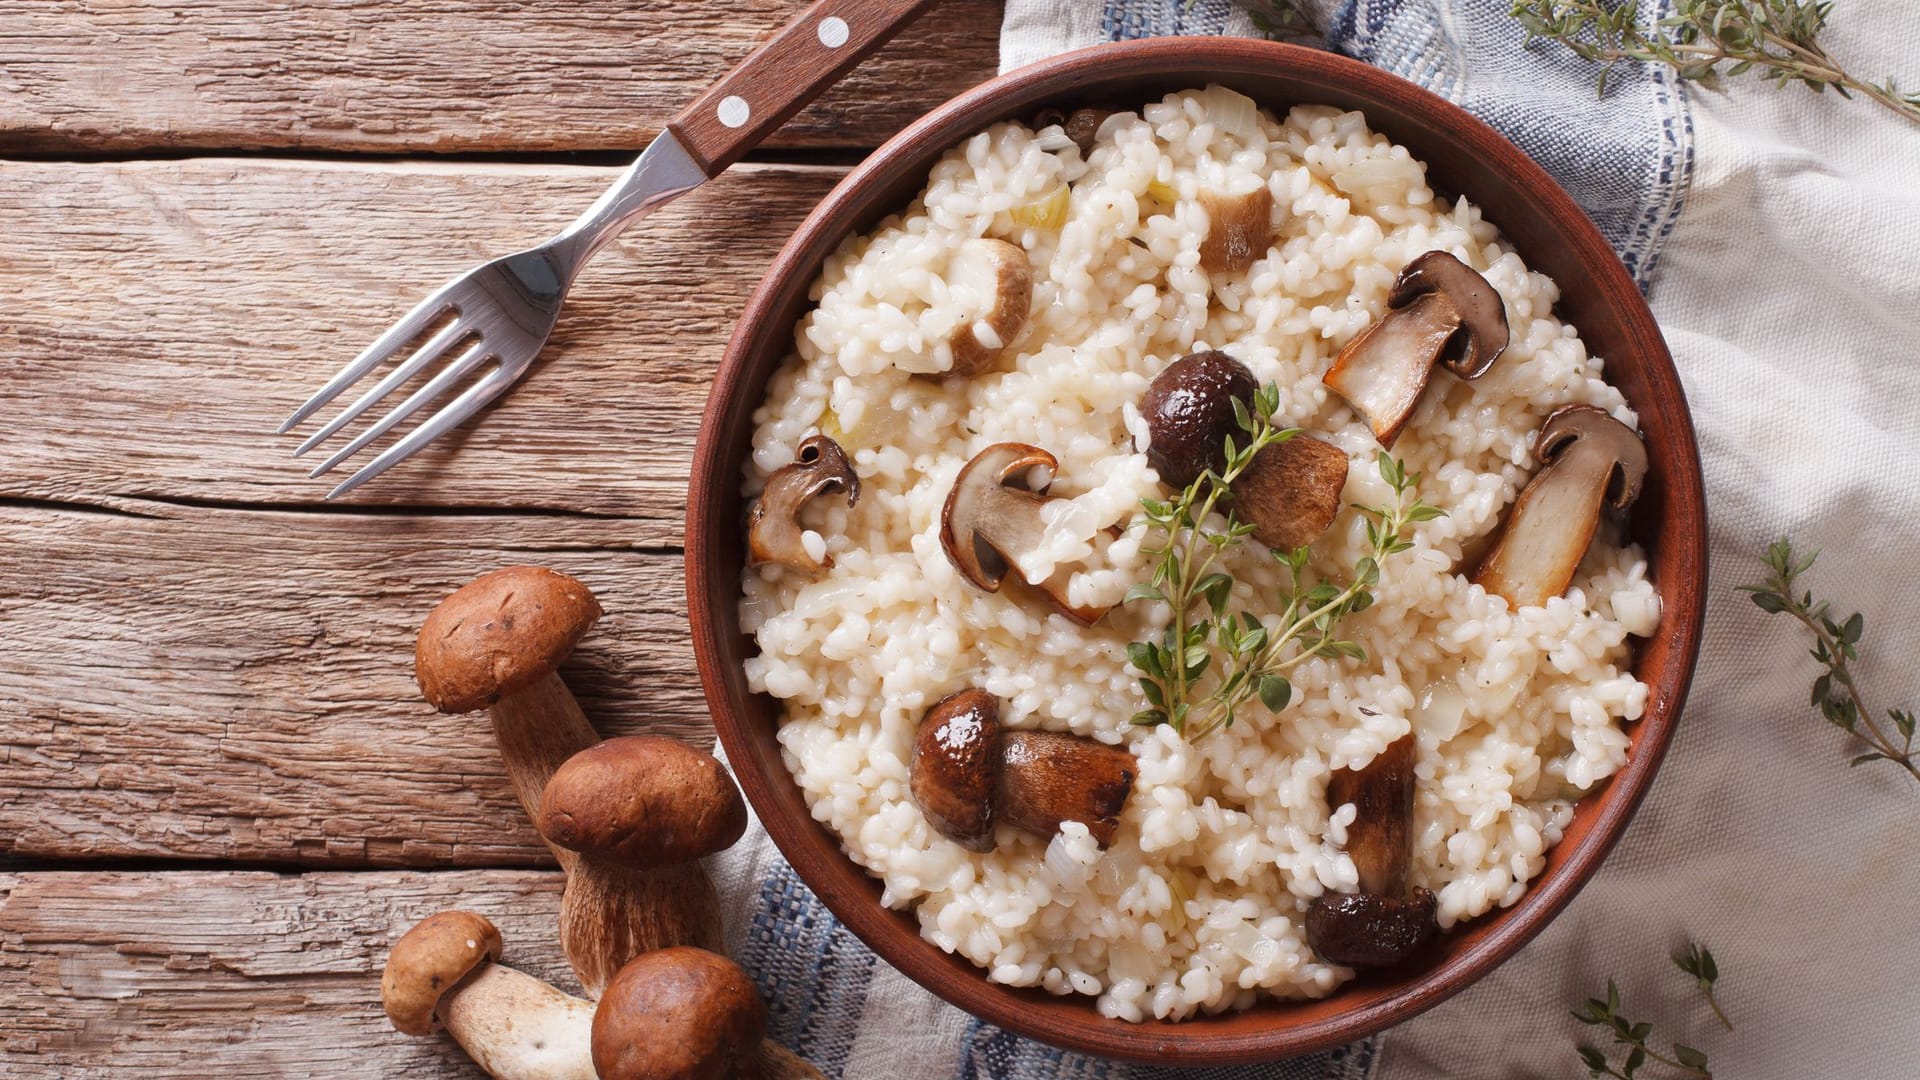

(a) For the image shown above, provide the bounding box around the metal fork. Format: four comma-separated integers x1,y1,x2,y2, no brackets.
280,0,939,498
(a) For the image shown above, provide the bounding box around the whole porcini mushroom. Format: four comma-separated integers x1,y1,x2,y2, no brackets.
1322,250,1510,446
1474,404,1649,609
414,569,723,998
940,442,1109,624
1306,734,1438,968
536,736,745,995
382,911,596,1080
909,688,1002,851
998,730,1137,848
590,947,768,1080
747,434,860,573
944,237,1033,377
1198,183,1274,274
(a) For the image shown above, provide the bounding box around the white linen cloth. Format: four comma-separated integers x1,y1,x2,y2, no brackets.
711,3,1920,1076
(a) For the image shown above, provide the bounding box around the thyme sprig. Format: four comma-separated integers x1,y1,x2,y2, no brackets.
1738,537,1918,784
1242,0,1317,42
1574,944,1729,1078
1512,0,1920,124
1124,389,1441,741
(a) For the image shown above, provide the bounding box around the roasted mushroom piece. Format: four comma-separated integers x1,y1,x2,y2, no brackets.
1305,734,1438,968
1474,404,1648,609
945,237,1033,378
1198,183,1275,275
999,730,1137,848
747,434,860,572
1140,350,1348,550
910,689,1002,851
940,442,1109,624
1322,250,1510,446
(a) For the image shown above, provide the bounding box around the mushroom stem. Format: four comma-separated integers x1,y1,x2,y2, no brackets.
440,963,597,1080
489,671,599,874
559,860,724,999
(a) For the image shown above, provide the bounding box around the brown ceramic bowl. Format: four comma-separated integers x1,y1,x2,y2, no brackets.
688,37,1706,1064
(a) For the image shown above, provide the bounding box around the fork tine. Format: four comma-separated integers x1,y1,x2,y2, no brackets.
307,340,494,479
291,318,472,458
277,290,459,434
325,366,522,500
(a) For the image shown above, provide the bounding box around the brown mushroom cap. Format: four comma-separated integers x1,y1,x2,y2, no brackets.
1199,184,1275,274
909,689,1002,852
1327,734,1417,897
939,443,1109,625
997,730,1137,848
590,947,767,1080
1322,250,1510,446
1304,888,1438,968
414,567,602,714
1231,433,1350,552
1473,404,1648,609
747,434,860,573
381,911,503,1037
1140,350,1259,490
945,238,1033,378
537,736,748,868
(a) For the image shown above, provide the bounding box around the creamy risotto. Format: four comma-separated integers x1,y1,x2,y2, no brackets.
739,88,1659,1022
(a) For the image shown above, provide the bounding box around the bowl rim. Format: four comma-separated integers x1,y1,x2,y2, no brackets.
689,36,1707,1063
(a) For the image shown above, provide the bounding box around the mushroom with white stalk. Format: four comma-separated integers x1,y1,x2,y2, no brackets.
413,568,726,997
1322,250,1510,446
942,237,1033,377
747,434,860,573
382,910,596,1080
939,442,1110,624
1474,404,1649,609
1305,734,1438,968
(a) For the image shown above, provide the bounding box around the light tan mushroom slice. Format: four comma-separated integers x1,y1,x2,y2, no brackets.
1198,183,1274,274
1322,250,1510,446
747,434,860,572
945,237,1033,377
1231,433,1350,551
939,442,1110,624
1474,405,1648,608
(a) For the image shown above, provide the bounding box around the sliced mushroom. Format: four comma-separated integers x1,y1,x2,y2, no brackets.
1473,404,1648,609
1233,433,1350,552
1140,349,1259,489
939,442,1108,624
747,434,860,572
945,238,1033,378
998,730,1136,848
910,689,1001,851
1199,183,1274,274
1306,734,1437,968
1322,251,1510,446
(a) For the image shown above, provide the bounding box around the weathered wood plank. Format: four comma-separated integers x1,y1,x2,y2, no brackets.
0,0,1003,154
0,500,711,866
0,157,843,520
0,869,568,1077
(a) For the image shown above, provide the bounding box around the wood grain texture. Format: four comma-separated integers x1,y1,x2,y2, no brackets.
0,157,843,522
0,0,1002,155
0,499,709,866
0,870,568,1077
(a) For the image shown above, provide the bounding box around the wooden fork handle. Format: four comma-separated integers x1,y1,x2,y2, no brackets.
667,0,943,177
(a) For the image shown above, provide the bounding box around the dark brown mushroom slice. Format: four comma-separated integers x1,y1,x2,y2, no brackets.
1139,350,1259,490
747,434,860,572
1305,734,1437,968
1231,433,1350,552
945,238,1033,378
909,689,1001,852
1322,251,1510,446
1063,108,1116,155
997,730,1136,848
1474,404,1648,609
1198,184,1275,274
939,442,1110,624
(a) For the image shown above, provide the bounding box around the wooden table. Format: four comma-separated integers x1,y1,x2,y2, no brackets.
0,3,1002,1072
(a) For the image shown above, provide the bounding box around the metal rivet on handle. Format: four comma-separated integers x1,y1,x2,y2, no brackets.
717,95,751,129
818,16,850,48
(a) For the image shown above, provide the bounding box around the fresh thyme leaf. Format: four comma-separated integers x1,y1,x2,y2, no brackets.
1671,944,1731,1032
1572,947,1729,1078
1512,0,1920,124
1740,536,1919,785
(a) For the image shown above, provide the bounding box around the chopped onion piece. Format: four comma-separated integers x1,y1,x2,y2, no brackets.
1009,185,1070,230
1197,85,1262,142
